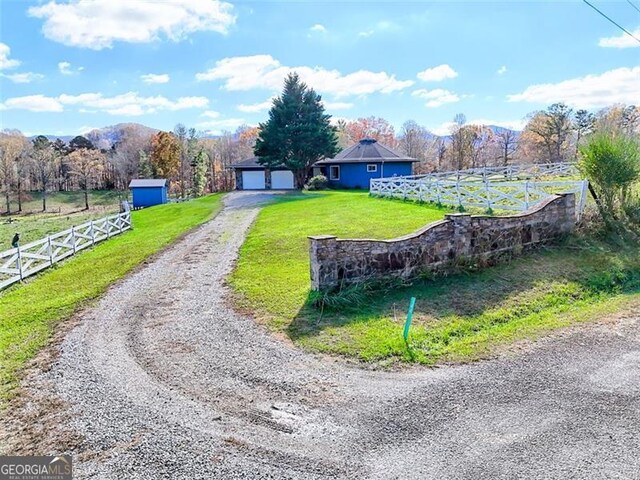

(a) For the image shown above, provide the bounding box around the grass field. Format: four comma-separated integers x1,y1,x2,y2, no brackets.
0,194,223,405
230,191,640,366
0,191,125,250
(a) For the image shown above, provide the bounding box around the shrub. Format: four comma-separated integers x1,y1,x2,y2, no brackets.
579,132,640,228
305,174,328,191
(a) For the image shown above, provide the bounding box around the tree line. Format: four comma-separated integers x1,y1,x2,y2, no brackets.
0,123,260,213
1,92,638,213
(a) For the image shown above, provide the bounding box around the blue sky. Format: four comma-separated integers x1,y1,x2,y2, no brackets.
0,0,638,136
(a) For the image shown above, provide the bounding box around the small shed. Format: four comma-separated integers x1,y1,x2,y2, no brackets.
129,179,168,208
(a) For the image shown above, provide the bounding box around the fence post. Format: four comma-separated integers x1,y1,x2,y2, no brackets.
106,217,111,239
485,179,491,210
71,226,77,255
47,236,53,266
577,180,589,222
524,180,530,210
119,213,123,234
90,220,95,245
16,245,23,281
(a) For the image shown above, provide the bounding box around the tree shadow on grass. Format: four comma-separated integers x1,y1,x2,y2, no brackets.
286,240,640,343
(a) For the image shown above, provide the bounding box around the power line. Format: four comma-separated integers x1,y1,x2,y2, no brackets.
582,0,640,45
626,0,640,14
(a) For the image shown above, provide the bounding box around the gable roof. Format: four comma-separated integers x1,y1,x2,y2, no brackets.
129,179,167,188
315,138,417,164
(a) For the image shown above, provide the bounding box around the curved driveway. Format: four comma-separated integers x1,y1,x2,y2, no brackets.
7,192,640,479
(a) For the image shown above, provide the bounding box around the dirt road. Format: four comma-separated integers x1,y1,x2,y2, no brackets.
4,191,640,479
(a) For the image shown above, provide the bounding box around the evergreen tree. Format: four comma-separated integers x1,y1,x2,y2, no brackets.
191,150,207,197
254,73,338,188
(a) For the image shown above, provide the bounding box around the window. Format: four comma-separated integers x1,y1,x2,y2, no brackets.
367,164,377,173
330,165,340,180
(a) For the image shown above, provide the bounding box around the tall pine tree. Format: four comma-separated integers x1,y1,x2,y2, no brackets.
255,73,338,188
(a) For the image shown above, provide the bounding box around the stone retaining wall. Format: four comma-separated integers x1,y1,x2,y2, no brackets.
309,193,575,291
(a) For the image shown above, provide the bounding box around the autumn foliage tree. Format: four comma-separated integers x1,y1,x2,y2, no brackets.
255,73,338,188
67,148,106,209
344,116,397,147
150,131,181,181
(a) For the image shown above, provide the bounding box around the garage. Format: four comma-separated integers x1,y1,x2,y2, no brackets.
271,170,295,189
241,170,266,190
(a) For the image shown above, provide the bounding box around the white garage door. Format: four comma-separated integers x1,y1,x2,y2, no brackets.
242,170,266,189
271,170,295,189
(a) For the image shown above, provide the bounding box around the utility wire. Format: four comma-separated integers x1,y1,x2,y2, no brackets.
582,0,640,45
626,0,640,14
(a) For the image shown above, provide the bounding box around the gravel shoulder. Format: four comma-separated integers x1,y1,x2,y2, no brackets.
2,191,640,479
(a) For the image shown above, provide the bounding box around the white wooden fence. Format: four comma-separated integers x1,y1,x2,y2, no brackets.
0,211,132,290
404,162,578,183
370,176,589,219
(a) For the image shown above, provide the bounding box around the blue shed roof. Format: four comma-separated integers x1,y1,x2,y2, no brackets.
129,179,167,188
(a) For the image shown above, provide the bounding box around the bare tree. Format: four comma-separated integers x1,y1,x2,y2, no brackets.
0,130,28,213
495,129,518,166
31,136,58,211
398,120,431,161
67,148,106,209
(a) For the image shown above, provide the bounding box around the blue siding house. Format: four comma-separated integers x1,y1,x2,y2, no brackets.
315,138,417,189
129,179,168,208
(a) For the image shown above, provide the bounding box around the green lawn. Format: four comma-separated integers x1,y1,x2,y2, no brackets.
231,191,640,366
0,194,223,405
1,190,126,250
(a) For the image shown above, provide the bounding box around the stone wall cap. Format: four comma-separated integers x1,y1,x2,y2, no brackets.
308,235,338,240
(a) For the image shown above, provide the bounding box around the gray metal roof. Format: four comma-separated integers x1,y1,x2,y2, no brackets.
129,179,167,188
315,138,417,165
231,157,263,168
231,157,290,169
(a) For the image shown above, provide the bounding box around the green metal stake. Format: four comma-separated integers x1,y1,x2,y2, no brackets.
403,297,416,342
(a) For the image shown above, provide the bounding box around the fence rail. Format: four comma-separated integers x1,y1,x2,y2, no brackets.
0,211,132,291
370,176,589,219
405,162,578,183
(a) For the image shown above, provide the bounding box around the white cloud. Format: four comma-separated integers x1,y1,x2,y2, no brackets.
28,0,235,50
1,72,45,83
0,43,21,70
201,110,221,118
310,24,326,33
412,88,461,108
2,91,209,115
237,99,274,113
196,117,247,134
508,66,640,109
196,54,413,98
598,28,640,48
358,20,399,38
58,61,84,75
323,101,353,110
3,95,64,112
497,65,507,75
141,73,170,84
417,64,458,82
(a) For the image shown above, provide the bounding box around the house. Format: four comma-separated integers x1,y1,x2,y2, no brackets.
231,138,416,191
129,179,168,208
314,138,417,189
231,157,296,190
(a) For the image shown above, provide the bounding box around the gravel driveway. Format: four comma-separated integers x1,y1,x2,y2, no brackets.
4,191,640,479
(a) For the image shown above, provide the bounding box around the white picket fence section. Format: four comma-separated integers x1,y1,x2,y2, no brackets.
370,176,589,219
0,211,132,290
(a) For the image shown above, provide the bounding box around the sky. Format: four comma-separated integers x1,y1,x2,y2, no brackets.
0,0,639,137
